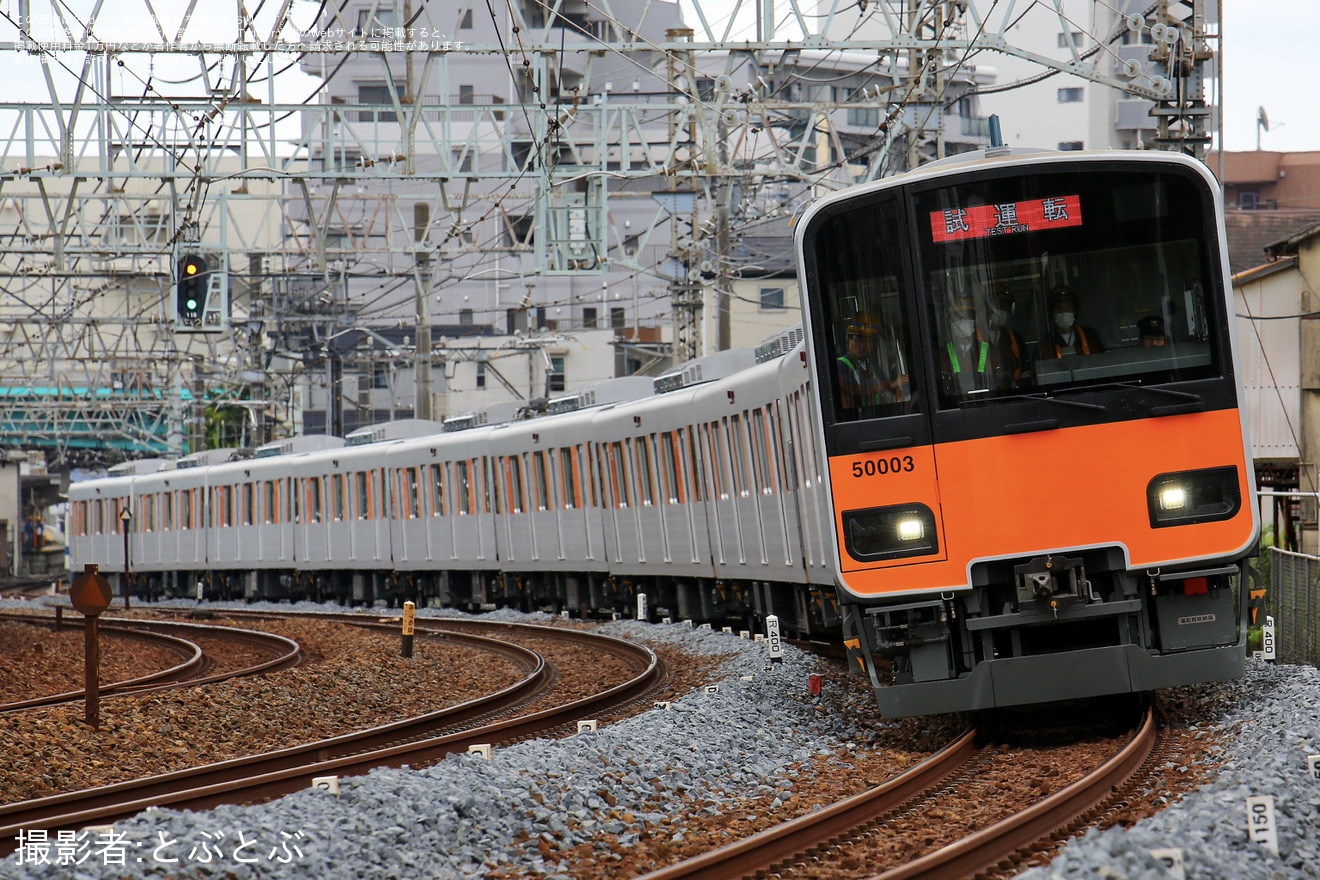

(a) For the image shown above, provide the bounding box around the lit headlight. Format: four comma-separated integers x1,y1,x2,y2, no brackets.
1146,466,1240,528
1158,486,1187,511
843,503,939,562
896,518,925,541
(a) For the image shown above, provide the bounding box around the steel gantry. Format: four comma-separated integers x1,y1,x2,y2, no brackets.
0,0,1215,464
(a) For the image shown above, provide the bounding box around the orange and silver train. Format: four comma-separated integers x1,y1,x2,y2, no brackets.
796,147,1259,716
67,147,1258,718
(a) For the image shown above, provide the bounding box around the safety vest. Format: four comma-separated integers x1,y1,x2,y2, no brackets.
1053,327,1094,358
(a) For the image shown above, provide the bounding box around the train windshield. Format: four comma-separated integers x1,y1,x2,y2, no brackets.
913,166,1223,407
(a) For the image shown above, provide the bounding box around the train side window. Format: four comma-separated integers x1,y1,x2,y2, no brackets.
608,441,628,508
454,460,470,515
660,432,680,504
682,427,702,503
635,436,656,506
404,467,420,519
506,455,525,514
240,483,251,526
162,492,173,531
533,450,551,511
309,478,323,524
431,463,445,516
559,447,578,509
354,472,368,519
264,482,276,524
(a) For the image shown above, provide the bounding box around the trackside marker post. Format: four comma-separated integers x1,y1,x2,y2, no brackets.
70,563,112,730
636,592,648,622
401,601,415,658
1262,615,1276,661
1246,795,1279,856
1149,848,1185,880
312,776,340,796
766,614,783,664
1308,755,1320,779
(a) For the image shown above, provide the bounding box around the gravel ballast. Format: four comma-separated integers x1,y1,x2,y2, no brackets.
1,598,1317,880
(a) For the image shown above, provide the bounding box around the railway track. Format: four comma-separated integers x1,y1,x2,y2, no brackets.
637,708,1158,880
0,617,663,854
0,613,302,711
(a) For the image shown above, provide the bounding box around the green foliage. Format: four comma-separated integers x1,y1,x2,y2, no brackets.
1247,626,1262,652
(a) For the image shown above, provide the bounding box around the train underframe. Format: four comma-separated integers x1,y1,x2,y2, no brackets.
117,567,847,640
843,547,1256,718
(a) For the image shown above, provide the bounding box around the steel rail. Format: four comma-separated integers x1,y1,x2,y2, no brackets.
0,613,303,710
872,708,1156,880
633,728,980,880
0,622,661,852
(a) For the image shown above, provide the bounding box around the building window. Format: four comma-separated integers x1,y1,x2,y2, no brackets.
459,308,474,325
476,362,486,388
1057,31,1083,48
373,361,390,389
760,287,786,311
355,7,396,37
548,356,566,393
459,84,474,105
1057,88,1084,103
582,306,598,329
358,83,399,122
1238,191,1259,210
505,214,534,247
1058,141,1084,151
460,9,473,29
610,307,625,331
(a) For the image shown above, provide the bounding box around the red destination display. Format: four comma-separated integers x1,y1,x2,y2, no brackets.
930,194,1083,243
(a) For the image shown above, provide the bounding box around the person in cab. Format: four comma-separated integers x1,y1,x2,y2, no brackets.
836,311,906,414
1041,287,1104,359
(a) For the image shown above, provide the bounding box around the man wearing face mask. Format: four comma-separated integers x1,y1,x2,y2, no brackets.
1041,287,1104,359
940,295,996,397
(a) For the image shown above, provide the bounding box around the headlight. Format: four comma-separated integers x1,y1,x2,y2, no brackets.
1146,466,1240,528
843,503,939,561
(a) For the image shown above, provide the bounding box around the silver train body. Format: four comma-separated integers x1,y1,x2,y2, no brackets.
68,331,845,639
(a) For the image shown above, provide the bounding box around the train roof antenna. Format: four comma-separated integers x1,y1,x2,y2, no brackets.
988,115,1004,148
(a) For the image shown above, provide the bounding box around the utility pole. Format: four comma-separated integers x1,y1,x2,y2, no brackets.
1148,0,1214,156
414,202,433,420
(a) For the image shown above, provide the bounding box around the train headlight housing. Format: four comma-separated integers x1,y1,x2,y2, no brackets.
843,503,939,562
1146,466,1240,528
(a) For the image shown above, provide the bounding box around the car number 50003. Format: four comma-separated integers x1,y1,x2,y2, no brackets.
851,456,915,478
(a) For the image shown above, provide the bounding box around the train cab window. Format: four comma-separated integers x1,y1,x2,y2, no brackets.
913,166,1222,409
807,198,918,423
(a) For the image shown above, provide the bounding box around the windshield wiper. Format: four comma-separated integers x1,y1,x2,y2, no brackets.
993,392,1107,412
1110,381,1202,403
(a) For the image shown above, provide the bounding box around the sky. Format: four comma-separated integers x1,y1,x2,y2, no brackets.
1221,1,1320,152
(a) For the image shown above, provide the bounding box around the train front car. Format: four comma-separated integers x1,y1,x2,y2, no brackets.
796,150,1260,718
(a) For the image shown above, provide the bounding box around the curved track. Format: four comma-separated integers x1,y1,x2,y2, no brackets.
636,709,1157,880
0,613,302,712
0,616,663,854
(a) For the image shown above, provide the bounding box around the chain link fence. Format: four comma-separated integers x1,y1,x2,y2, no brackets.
1265,547,1320,667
